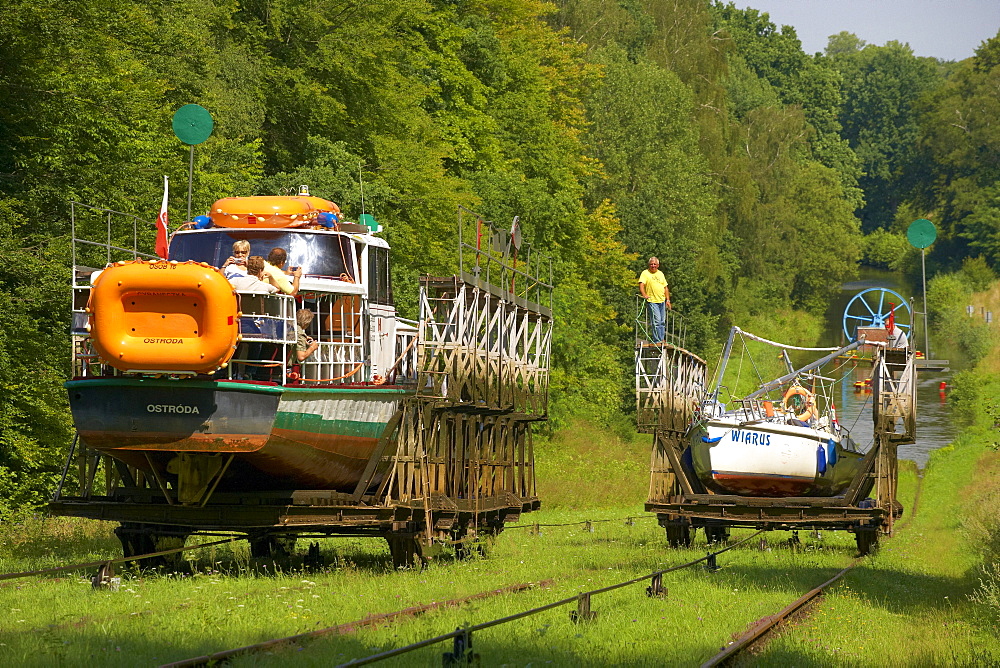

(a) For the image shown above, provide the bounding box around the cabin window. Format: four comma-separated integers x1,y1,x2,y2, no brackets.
367,247,393,305
170,230,356,279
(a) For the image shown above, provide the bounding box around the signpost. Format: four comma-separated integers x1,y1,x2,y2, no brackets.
172,104,214,221
907,218,937,358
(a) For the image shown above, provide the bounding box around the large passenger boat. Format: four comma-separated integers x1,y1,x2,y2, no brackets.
68,192,418,502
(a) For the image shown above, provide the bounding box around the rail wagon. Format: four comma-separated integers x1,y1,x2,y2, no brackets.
51,200,552,568
636,310,915,555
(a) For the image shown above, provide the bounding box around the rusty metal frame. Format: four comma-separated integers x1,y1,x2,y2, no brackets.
55,206,549,563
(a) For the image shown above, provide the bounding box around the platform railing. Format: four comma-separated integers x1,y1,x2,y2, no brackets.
416,279,552,416
634,296,687,350
225,292,297,382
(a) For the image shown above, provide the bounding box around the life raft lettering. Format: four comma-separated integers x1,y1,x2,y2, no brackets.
147,404,201,414
143,338,184,344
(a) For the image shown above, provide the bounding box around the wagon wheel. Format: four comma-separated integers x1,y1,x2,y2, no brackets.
248,532,296,559
842,288,912,342
854,526,880,556
115,523,190,570
664,519,691,548
703,524,730,545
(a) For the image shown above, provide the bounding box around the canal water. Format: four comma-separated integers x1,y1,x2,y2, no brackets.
833,364,955,468
823,269,959,469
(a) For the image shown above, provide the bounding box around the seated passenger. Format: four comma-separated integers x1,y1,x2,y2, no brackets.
223,239,251,279
294,309,320,363
230,256,280,381
228,255,277,293
263,247,301,296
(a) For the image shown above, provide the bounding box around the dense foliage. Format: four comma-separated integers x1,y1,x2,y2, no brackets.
1,0,998,509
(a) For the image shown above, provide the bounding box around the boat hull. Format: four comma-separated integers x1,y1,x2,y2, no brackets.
245,389,404,489
66,378,409,491
689,419,863,497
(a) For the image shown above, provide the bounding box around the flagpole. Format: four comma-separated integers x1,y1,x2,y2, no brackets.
156,175,170,260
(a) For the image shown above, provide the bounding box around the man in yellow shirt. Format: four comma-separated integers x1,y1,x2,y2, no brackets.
638,256,670,343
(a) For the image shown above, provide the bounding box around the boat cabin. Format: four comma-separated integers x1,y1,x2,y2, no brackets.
71,196,417,387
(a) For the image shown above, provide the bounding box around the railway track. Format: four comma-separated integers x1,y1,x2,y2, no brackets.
0,510,898,665
701,472,925,666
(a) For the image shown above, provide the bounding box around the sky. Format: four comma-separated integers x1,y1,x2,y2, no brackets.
738,0,1000,61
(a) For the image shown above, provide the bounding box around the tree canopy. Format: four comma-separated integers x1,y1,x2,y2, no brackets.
1,0,997,509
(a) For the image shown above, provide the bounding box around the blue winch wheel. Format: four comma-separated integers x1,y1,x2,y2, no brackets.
842,287,912,342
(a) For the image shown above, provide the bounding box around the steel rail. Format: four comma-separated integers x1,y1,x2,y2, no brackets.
701,473,926,666
700,558,861,667
159,579,554,668
336,529,765,667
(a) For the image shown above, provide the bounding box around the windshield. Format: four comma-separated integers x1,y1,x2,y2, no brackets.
170,229,356,279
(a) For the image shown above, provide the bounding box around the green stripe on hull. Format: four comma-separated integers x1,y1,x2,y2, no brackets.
274,391,404,440
273,411,386,439
67,377,412,396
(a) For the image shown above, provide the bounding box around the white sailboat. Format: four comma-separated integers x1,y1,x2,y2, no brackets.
688,327,870,498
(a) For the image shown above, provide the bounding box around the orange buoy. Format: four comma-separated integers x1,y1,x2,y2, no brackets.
298,195,341,215
88,260,239,373
209,196,318,229
782,385,818,422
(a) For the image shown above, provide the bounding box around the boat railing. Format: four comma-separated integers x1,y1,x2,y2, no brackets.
390,321,419,385
225,292,297,382
69,202,158,270
296,291,367,385
730,398,776,423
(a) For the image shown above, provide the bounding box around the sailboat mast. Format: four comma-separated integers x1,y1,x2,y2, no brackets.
710,326,739,401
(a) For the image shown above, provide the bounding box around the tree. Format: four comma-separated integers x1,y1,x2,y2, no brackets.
828,38,943,232
912,31,1000,268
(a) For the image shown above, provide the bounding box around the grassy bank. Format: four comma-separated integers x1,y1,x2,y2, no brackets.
0,421,935,667
4,333,1000,664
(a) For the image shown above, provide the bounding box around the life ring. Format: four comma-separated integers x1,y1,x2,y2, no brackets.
88,259,239,374
782,385,817,422
209,196,319,229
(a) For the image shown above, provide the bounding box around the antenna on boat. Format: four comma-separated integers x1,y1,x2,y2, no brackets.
358,161,365,216
711,326,739,401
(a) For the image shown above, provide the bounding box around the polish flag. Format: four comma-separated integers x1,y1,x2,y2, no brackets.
155,175,169,259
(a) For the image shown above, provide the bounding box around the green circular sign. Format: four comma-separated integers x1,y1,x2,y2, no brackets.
172,104,214,145
907,218,937,249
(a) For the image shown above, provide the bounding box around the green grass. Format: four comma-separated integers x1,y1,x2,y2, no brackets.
2,414,1000,666
753,430,1000,665
535,420,651,509
0,510,867,666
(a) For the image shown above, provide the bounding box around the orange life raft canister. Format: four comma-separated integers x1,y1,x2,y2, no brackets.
210,196,319,228
88,260,239,374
